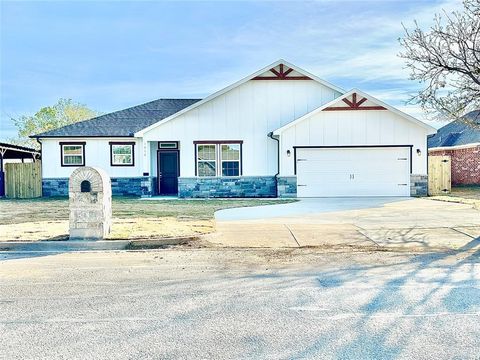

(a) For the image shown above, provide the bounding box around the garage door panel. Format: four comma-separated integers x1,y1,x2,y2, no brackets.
296,147,410,197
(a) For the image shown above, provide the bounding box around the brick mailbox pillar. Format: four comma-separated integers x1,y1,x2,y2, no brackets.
69,167,112,240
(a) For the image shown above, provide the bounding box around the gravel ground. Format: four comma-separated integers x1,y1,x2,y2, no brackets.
1,248,479,359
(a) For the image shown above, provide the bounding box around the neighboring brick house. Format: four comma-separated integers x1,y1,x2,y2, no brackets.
428,110,480,185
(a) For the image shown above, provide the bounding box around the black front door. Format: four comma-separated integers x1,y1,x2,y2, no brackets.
158,151,179,195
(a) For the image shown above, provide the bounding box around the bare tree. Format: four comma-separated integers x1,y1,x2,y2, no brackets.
399,0,480,123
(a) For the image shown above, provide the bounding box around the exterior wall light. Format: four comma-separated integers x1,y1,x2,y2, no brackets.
416,149,422,156
287,149,291,157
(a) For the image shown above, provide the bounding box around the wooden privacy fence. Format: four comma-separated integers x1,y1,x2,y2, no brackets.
428,155,451,196
5,161,42,198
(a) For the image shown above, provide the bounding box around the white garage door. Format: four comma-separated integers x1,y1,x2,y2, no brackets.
296,147,411,197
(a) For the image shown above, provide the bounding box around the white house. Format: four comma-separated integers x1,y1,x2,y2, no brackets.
33,60,436,198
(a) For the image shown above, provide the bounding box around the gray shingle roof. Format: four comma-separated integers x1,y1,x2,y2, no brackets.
32,98,201,138
428,110,480,148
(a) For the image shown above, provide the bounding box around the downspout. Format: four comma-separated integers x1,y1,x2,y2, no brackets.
0,148,4,197
35,138,42,197
35,138,42,161
267,132,279,198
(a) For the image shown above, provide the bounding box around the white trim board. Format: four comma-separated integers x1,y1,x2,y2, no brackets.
135,59,345,137
272,88,437,135
429,142,480,151
0,146,40,156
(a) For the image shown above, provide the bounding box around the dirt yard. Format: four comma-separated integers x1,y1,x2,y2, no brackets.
0,197,295,241
430,185,480,210
451,185,480,200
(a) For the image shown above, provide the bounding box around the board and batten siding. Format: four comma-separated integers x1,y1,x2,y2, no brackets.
41,138,143,178
142,80,342,177
279,110,431,176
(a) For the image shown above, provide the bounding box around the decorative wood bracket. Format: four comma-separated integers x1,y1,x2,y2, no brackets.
324,93,387,111
253,64,312,80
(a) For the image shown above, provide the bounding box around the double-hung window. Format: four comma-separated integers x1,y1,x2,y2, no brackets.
60,142,85,166
110,142,135,166
196,144,217,176
195,141,242,177
220,144,241,176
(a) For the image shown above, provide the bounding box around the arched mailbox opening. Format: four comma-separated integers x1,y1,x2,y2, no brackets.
69,167,112,240
80,180,91,193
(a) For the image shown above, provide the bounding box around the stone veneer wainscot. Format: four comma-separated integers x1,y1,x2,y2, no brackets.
42,176,154,197
43,174,428,198
178,176,276,198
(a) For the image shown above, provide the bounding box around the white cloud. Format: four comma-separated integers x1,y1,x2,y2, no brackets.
210,0,464,85
1,0,464,141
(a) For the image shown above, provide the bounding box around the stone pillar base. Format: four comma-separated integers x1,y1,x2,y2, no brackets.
410,174,428,196
277,176,297,198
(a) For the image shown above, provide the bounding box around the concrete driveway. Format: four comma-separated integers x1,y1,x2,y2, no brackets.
208,198,480,250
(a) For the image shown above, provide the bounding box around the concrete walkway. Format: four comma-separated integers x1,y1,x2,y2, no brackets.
207,198,480,251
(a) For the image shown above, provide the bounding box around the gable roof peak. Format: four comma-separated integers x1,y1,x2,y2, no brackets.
273,88,437,135
136,60,345,137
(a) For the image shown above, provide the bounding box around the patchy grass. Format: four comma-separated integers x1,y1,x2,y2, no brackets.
0,197,296,241
430,185,480,210
112,198,296,220
0,197,296,225
450,185,480,200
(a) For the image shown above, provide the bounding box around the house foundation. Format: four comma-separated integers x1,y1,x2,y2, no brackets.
43,176,154,197
178,176,276,198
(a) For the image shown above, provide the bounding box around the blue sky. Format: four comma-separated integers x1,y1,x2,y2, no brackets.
0,0,461,140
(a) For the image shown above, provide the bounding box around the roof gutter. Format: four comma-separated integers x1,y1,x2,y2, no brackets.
0,144,41,156
30,135,135,139
428,142,480,151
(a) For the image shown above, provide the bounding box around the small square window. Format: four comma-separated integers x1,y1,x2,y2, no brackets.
61,143,85,166
110,142,135,166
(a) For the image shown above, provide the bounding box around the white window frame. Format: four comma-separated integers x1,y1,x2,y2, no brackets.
195,142,242,177
110,143,134,166
61,143,85,167
196,143,218,177
158,142,178,149
220,143,241,177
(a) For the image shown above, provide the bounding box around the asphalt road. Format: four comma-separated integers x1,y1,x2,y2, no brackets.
0,248,479,359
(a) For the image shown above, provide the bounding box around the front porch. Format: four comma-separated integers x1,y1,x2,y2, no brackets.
144,140,283,198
